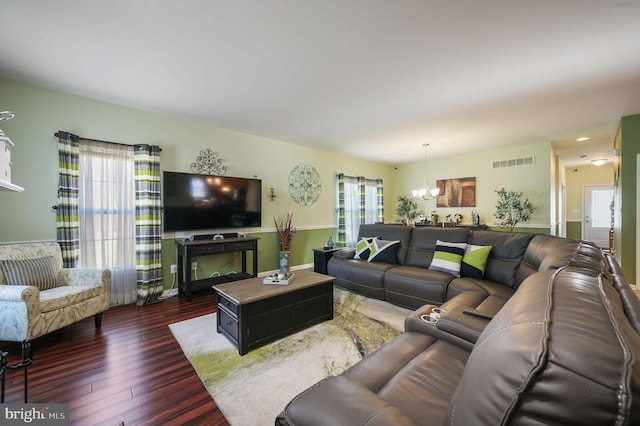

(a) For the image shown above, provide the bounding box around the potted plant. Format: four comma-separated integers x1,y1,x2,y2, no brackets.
396,195,424,226
274,212,296,272
494,188,536,231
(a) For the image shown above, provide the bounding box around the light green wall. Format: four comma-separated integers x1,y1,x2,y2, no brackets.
0,77,392,284
393,141,553,230
616,114,640,283
2,76,636,285
566,221,582,240
564,163,614,224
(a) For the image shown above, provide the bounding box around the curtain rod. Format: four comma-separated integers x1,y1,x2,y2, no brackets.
54,131,162,152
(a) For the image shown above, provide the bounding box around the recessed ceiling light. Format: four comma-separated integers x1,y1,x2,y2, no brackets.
576,137,590,141
591,159,607,166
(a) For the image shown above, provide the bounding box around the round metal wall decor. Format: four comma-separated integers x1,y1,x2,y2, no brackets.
191,148,228,175
288,164,321,206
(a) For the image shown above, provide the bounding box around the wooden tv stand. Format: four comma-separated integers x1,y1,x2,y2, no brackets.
176,237,259,301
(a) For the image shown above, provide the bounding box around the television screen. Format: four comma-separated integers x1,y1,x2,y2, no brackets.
162,171,262,232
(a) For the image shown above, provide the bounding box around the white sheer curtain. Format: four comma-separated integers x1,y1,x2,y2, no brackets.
78,140,137,305
338,175,383,247
342,177,361,247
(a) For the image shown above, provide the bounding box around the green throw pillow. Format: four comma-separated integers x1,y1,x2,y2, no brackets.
0,256,59,290
461,244,492,279
428,240,466,277
367,239,400,264
355,237,376,260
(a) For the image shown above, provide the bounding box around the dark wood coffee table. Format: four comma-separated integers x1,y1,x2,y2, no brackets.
213,270,335,355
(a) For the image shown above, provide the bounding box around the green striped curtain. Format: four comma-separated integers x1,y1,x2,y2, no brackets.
134,145,163,305
336,173,347,244
376,179,384,223
56,131,80,268
358,176,366,225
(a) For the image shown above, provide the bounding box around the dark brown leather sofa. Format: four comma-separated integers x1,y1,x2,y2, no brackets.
276,225,640,425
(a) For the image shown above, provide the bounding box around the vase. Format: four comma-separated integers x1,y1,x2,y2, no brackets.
279,251,290,273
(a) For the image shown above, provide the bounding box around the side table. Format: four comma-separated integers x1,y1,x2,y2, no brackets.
313,248,340,275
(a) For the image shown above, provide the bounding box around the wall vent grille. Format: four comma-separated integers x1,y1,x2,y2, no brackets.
492,156,535,169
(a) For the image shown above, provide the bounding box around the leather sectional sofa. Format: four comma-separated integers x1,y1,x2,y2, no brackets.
276,224,640,425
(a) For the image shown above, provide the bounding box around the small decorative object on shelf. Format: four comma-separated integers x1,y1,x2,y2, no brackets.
190,148,228,175
428,210,438,225
446,213,463,226
324,235,334,250
263,272,295,285
471,210,480,226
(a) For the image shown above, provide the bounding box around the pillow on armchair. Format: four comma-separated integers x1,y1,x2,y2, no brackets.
0,256,60,290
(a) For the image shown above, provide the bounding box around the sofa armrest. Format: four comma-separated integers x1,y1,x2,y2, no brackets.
405,305,475,351
59,268,111,290
331,248,356,260
276,375,418,426
0,285,40,341
435,305,490,344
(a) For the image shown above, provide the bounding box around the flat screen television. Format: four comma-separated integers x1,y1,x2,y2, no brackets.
162,171,262,232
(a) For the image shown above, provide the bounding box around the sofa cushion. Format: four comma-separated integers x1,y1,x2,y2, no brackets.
39,284,104,313
358,224,413,265
278,332,470,426
460,244,492,278
368,239,400,263
404,227,469,268
428,240,466,277
515,234,578,284
384,266,455,308
0,256,60,290
468,230,534,287
328,258,392,300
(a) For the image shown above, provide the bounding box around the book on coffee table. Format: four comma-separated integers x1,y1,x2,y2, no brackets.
263,272,295,285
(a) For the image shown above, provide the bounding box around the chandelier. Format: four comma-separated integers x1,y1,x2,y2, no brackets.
412,143,440,200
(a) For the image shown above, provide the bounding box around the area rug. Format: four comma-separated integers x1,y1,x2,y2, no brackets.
168,288,412,426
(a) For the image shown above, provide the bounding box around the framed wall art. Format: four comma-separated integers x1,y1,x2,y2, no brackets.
436,177,476,207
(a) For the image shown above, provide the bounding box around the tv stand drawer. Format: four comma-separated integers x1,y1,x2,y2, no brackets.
191,244,226,255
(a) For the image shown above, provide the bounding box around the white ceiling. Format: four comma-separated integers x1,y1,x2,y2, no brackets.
1,0,639,167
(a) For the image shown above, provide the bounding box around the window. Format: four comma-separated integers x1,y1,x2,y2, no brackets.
78,140,137,305
336,174,383,246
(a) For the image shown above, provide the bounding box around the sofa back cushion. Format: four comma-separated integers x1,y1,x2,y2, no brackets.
0,242,64,286
445,262,640,425
358,224,413,265
514,234,579,286
468,230,533,287
405,227,469,268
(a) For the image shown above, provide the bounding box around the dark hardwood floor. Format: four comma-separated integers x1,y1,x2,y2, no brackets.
1,289,230,426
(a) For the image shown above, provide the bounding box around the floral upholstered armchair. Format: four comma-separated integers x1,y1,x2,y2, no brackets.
0,242,110,344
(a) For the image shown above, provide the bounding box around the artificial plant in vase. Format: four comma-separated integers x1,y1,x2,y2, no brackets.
396,195,424,226
494,188,536,231
274,212,296,272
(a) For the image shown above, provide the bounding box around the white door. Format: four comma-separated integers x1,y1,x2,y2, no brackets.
583,185,613,248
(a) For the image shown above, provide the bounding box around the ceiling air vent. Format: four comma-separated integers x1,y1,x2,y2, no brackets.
492,156,535,169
